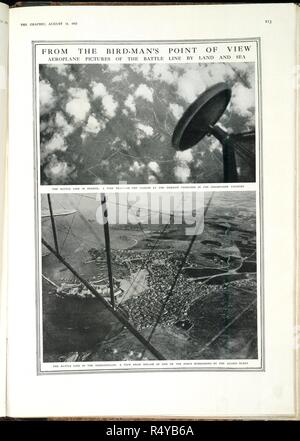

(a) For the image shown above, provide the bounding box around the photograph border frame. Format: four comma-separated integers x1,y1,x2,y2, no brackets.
32,38,265,375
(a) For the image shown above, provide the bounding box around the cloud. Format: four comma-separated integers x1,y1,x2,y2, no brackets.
135,123,154,145
152,64,178,85
136,123,154,137
44,155,76,184
175,150,193,163
55,111,74,136
107,64,123,72
40,80,56,114
102,94,118,118
230,83,255,118
231,63,255,89
134,84,153,102
169,103,184,120
174,163,191,182
84,114,106,135
124,94,136,113
205,63,234,84
148,161,160,174
149,175,158,184
129,161,145,175
66,88,90,122
175,64,233,104
91,81,118,118
131,64,151,77
44,133,68,154
176,63,255,123
112,75,124,83
48,65,70,76
177,68,207,103
91,81,107,99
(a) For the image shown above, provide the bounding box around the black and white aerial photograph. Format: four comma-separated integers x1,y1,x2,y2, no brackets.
40,190,258,366
39,62,256,186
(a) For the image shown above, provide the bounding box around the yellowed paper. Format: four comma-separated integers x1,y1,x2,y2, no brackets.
5,3,299,418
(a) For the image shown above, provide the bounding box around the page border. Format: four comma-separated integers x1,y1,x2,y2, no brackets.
32,38,264,375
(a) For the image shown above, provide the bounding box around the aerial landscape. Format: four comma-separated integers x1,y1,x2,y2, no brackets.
41,191,258,364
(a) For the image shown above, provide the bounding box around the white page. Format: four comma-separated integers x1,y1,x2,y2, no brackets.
6,3,298,418
0,1,8,417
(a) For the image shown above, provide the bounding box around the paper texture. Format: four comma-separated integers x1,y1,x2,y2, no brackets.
6,3,298,418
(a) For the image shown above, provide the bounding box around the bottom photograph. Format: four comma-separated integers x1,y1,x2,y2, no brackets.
39,190,259,370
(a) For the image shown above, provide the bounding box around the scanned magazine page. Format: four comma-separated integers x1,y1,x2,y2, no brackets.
0,2,8,417
6,4,298,417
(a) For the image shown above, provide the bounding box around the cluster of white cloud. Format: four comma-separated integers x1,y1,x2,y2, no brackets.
177,68,207,103
136,123,153,137
112,74,124,83
124,94,136,113
91,81,119,118
48,64,70,76
106,64,123,73
174,163,191,182
109,65,129,83
131,64,179,87
176,64,237,104
130,63,255,130
152,64,178,85
66,87,91,122
129,160,145,175
102,95,118,118
204,64,234,85
86,114,106,134
178,64,255,127
135,122,154,145
148,161,160,174
55,111,75,137
131,64,151,76
40,80,56,115
40,62,255,185
173,149,193,183
91,81,107,99
44,154,76,184
230,83,255,119
169,103,184,120
41,110,75,159
134,84,153,103
147,161,161,183
175,149,193,163
81,114,106,141
43,133,68,155
233,62,255,89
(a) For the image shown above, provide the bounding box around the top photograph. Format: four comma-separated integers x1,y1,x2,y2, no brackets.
39,61,256,186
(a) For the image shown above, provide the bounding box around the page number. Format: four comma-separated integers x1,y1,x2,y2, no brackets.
265,19,272,24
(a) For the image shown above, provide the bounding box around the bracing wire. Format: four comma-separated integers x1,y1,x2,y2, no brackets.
140,193,214,358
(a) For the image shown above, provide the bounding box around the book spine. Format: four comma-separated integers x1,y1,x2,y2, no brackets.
0,2,8,418
295,2,300,421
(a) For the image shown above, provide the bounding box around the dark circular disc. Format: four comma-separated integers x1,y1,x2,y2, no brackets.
172,82,231,151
